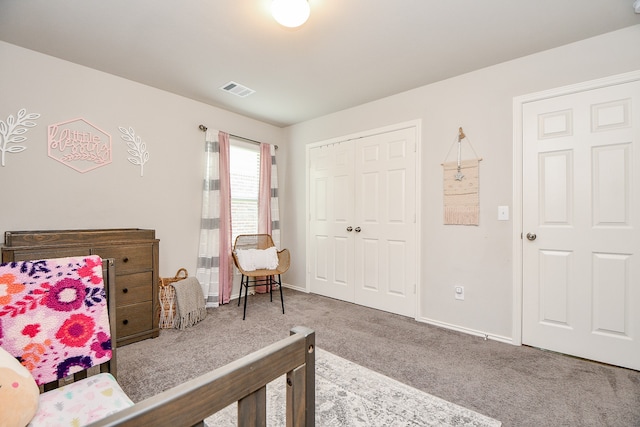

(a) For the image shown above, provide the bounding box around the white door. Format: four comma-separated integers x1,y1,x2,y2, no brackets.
309,142,355,302
353,129,417,317
309,127,417,317
522,80,640,370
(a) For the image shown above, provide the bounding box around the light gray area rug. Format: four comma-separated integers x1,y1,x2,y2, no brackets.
206,348,501,427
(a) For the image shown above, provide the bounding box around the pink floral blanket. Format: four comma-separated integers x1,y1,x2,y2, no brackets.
0,256,112,386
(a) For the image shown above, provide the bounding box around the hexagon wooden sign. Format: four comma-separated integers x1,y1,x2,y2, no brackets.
48,117,112,173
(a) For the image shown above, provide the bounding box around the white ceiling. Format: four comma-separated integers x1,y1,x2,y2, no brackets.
1,1,638,127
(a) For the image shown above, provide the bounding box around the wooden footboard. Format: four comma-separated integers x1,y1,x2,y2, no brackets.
88,326,315,427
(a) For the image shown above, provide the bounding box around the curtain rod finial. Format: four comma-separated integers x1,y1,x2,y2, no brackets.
199,124,208,132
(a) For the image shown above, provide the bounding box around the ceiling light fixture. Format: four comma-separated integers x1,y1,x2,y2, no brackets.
271,0,310,28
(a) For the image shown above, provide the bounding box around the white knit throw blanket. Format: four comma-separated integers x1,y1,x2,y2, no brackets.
443,159,480,225
171,277,207,330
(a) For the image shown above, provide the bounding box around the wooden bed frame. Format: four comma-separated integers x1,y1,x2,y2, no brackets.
89,325,316,426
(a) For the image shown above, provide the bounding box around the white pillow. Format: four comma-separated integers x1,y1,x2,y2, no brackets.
0,346,40,427
236,247,279,271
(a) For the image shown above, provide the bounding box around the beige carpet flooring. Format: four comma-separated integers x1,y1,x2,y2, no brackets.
116,289,640,427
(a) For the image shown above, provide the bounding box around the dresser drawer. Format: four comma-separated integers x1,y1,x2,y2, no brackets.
115,271,153,306
93,244,152,274
116,302,153,338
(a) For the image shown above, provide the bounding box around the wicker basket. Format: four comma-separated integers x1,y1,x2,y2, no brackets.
159,268,188,329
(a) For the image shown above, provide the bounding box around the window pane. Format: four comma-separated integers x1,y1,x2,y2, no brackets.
230,142,260,244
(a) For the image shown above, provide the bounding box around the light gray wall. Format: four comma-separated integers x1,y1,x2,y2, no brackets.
3,25,639,341
0,41,286,287
282,25,640,341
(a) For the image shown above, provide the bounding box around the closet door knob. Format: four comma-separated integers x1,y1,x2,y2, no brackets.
346,226,353,232
526,233,537,241
355,227,361,232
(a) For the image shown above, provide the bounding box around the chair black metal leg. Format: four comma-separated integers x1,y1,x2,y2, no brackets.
240,275,249,306
242,277,249,320
278,274,284,314
269,275,273,302
237,273,285,320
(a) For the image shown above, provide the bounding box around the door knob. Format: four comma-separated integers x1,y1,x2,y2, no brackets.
346,226,353,232
355,227,361,232
526,232,537,241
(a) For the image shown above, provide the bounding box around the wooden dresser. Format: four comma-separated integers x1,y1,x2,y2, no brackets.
2,228,160,346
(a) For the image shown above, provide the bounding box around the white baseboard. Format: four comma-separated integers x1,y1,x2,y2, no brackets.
417,316,515,345
282,282,307,292
229,286,513,346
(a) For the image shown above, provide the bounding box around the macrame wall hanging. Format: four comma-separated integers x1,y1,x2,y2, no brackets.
442,127,482,225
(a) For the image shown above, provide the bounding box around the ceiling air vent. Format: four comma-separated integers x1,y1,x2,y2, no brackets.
220,81,255,97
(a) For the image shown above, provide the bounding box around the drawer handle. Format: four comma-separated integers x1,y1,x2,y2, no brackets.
122,319,129,325
123,257,129,263
122,288,128,294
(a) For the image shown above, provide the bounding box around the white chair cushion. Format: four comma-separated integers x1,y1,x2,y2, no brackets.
29,373,134,427
236,247,279,271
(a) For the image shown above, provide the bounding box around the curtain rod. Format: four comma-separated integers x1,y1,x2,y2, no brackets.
198,124,278,149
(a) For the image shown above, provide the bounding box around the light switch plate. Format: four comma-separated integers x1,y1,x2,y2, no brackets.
498,206,509,221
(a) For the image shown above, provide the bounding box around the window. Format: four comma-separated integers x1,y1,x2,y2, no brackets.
230,139,260,244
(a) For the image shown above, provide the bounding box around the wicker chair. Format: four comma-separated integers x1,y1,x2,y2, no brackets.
232,234,290,320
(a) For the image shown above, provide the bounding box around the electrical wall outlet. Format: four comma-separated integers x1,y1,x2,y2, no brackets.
455,285,464,300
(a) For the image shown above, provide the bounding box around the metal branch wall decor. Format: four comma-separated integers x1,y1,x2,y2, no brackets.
119,126,150,177
0,108,40,166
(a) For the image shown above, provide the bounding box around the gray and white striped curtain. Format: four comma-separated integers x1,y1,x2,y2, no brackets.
269,144,281,248
259,143,280,247
196,130,221,307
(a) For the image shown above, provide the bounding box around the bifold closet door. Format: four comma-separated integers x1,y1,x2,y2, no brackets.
309,142,355,302
353,128,416,317
309,127,417,317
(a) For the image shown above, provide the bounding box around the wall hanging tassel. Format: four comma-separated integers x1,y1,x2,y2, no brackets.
441,127,482,225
